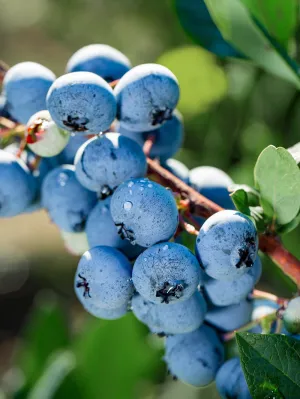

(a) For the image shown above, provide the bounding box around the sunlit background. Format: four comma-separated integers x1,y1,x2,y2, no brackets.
0,0,299,398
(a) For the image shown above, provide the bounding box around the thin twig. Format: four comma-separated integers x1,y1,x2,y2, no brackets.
251,289,288,306
143,134,156,157
109,79,120,88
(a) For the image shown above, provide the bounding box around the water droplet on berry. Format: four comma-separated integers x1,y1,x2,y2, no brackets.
128,181,134,187
123,201,133,211
163,245,169,251
148,184,153,188
58,172,68,186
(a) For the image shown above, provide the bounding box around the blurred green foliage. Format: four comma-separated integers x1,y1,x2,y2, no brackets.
1,0,300,398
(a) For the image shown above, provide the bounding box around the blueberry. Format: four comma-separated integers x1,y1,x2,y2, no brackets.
83,301,128,320
66,44,131,82
132,291,207,335
163,158,189,183
110,178,178,247
216,358,251,399
204,256,262,306
116,110,184,162
41,165,97,232
205,300,254,332
58,134,88,164
46,72,116,134
61,231,89,256
115,63,180,131
164,325,224,386
0,94,11,119
189,166,234,209
283,297,300,334
3,62,56,123
75,133,147,193
196,210,258,281
0,150,37,217
74,246,133,309
86,197,144,260
132,242,203,304
26,110,70,157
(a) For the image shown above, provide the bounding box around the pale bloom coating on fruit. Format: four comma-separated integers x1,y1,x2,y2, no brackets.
82,301,128,320
216,358,251,399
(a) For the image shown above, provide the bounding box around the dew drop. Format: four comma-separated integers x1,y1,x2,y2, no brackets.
129,190,132,195
140,187,144,191
128,181,134,187
148,184,153,188
123,201,133,211
58,172,68,186
163,245,169,251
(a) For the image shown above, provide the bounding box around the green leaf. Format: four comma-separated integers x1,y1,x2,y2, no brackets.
174,0,243,57
180,230,197,253
236,332,300,398
230,188,251,215
254,145,300,225
241,0,298,47
18,292,69,386
229,184,260,206
204,0,300,88
73,313,164,399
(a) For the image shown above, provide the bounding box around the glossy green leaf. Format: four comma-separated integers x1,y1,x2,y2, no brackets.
18,293,69,386
174,0,242,57
73,313,164,399
204,0,300,87
236,332,300,398
230,188,251,215
241,0,298,47
229,184,260,206
254,145,300,225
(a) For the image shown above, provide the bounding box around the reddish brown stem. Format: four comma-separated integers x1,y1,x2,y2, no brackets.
147,158,300,286
109,79,120,88
179,214,199,236
143,134,156,157
251,289,288,306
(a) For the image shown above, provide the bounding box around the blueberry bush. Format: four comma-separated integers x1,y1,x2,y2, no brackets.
0,1,300,398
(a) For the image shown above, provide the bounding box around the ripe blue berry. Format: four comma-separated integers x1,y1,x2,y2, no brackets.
26,110,70,157
3,62,56,123
66,44,131,82
204,256,262,306
110,178,178,247
0,150,37,217
132,242,203,304
115,64,180,131
283,297,300,334
116,110,184,162
196,210,258,281
205,299,253,332
216,358,251,399
189,166,234,209
46,72,116,134
74,246,133,309
131,292,207,335
86,197,144,259
75,133,147,193
58,134,88,165
41,165,97,232
82,301,128,320
0,94,11,119
163,158,189,184
164,325,224,386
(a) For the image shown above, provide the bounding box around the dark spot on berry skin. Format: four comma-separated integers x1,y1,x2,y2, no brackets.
197,238,200,243
156,332,166,338
236,235,256,269
110,149,117,160
115,222,136,244
151,108,172,126
156,282,185,304
98,185,113,200
63,115,89,132
196,357,209,368
76,274,91,298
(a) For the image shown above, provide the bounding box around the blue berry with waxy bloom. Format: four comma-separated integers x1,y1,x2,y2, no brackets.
132,242,203,304
115,63,180,131
66,44,131,82
74,246,133,309
116,110,184,162
41,165,97,232
75,133,147,194
189,166,235,209
3,62,56,123
46,71,116,134
110,178,178,247
86,197,144,260
216,358,251,399
196,210,258,281
163,157,189,184
82,301,129,320
164,325,224,386
26,110,70,157
131,291,207,335
205,299,253,332
58,134,88,165
204,256,262,307
0,150,38,217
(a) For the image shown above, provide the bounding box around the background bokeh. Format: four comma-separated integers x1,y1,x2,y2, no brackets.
0,0,299,398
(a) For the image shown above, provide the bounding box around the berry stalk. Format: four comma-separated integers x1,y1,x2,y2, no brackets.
147,157,300,286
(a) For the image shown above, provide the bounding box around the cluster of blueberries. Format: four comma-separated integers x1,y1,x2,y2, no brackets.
1,44,298,397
